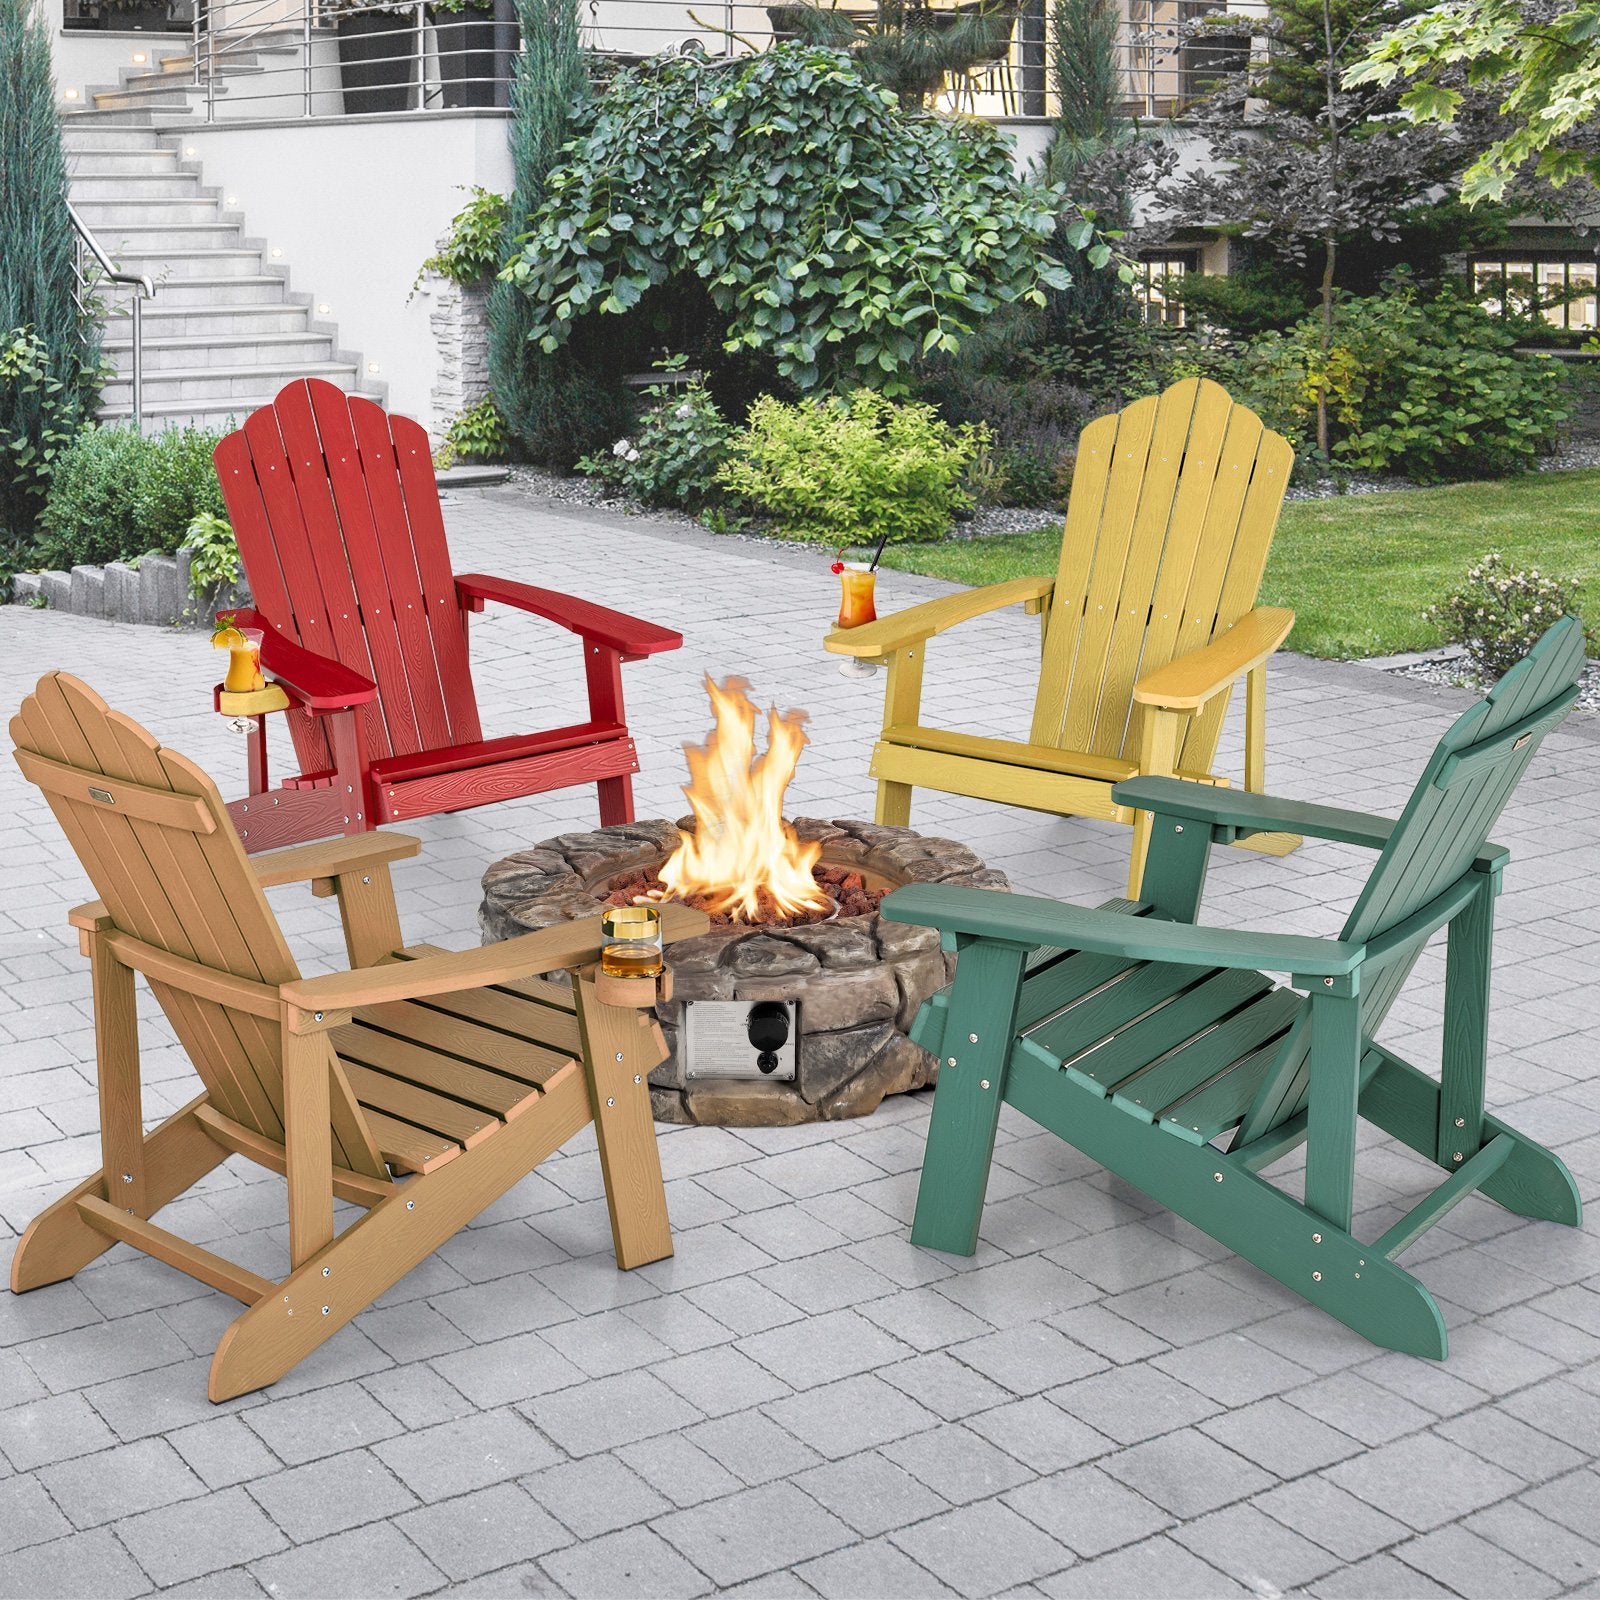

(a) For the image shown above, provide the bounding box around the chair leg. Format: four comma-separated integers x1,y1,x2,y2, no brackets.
1232,664,1301,860
911,941,1030,1256
1129,707,1183,898
11,1096,227,1293
875,646,924,829
876,779,913,827
210,1062,593,1401
598,773,634,827
1001,1047,1449,1358
574,978,673,1270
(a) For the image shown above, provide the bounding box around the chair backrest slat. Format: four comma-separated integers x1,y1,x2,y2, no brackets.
1344,616,1587,946
347,393,482,752
1233,617,1585,1146
214,426,332,778
1030,379,1292,768
216,379,484,769
11,674,386,1178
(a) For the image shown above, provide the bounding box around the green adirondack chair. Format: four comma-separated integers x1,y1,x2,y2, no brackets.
886,617,1587,1358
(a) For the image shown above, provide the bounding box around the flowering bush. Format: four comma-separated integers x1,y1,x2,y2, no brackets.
1427,553,1590,679
577,373,731,510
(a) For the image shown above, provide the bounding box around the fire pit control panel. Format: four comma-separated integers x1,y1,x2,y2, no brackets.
681,1000,799,1083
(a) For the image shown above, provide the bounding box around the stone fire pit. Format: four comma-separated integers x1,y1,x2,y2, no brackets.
480,818,1007,1126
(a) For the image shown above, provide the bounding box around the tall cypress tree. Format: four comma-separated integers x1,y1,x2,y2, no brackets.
488,0,626,466
0,0,100,558
1043,0,1143,338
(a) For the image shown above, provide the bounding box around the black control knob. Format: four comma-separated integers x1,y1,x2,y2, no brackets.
747,1002,789,1071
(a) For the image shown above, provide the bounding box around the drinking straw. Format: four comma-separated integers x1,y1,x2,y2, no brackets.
867,527,890,571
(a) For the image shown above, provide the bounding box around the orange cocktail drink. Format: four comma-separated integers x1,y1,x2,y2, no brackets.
222,628,266,694
836,563,877,629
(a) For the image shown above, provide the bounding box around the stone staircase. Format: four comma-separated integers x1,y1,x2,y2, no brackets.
82,28,315,119
61,115,382,434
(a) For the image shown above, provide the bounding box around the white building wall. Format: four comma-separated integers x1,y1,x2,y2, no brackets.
176,111,513,423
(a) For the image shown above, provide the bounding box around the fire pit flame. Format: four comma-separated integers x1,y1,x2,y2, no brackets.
653,676,831,925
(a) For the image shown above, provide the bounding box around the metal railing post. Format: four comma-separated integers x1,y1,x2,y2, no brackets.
304,0,314,116
66,204,153,441
206,16,217,121
192,2,203,92
416,0,427,110
130,295,144,436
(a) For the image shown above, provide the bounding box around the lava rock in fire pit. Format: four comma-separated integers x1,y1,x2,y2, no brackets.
480,817,1008,1127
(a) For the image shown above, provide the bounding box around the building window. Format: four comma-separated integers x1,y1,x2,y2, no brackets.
1473,256,1599,333
1137,255,1195,325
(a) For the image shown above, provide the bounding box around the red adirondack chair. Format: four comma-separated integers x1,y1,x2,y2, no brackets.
211,379,681,853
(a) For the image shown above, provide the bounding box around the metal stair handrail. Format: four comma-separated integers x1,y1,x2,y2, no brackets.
67,199,155,434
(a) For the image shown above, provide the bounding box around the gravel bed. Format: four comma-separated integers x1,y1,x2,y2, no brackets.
1284,440,1600,501
502,464,1059,542
1385,650,1600,713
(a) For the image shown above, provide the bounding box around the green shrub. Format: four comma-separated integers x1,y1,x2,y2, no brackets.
1427,553,1591,679
1,328,83,581
1173,268,1312,340
33,423,225,571
415,187,510,289
135,425,226,546
1209,283,1567,481
921,361,1090,509
438,396,512,466
182,510,239,599
718,390,985,544
505,46,1068,398
32,426,148,569
578,372,731,510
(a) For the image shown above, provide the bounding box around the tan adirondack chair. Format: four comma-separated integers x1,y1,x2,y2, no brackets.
825,378,1300,895
9,673,706,1401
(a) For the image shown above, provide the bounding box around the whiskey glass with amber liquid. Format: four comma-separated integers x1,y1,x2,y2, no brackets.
600,905,664,981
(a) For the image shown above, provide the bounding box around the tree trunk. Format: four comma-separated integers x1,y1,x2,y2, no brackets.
1317,231,1336,460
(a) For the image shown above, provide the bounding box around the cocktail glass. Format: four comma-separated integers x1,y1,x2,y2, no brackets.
223,628,266,694
835,562,882,679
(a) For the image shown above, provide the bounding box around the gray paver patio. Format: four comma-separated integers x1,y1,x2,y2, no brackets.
1,484,1598,1598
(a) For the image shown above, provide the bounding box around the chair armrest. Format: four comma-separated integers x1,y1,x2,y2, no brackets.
824,576,1055,659
1132,606,1295,711
1112,776,1510,874
881,884,1363,977
220,608,378,711
1114,776,1397,848
455,574,682,656
249,832,422,889
281,903,710,1028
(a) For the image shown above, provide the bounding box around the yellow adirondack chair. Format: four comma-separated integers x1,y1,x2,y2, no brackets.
9,673,706,1400
825,378,1300,895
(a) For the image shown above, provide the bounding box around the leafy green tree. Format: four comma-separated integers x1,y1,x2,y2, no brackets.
1160,0,1473,453
1264,0,1422,115
504,46,1068,397
486,0,628,465
1,0,101,567
1351,0,1600,202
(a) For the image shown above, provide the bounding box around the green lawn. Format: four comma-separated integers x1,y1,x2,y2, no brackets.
878,469,1600,659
